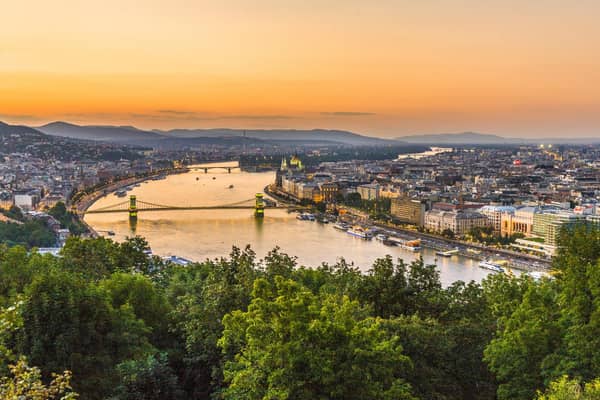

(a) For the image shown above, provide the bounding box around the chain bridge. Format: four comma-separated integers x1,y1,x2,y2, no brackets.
85,194,273,219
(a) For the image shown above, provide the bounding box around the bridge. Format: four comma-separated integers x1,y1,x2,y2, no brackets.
189,165,241,173
85,194,271,219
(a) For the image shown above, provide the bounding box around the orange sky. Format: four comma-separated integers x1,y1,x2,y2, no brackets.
1,1,599,137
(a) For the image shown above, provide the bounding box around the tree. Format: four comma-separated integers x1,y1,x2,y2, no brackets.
17,270,153,400
114,353,183,400
536,376,600,400
0,358,77,400
100,273,172,348
219,277,416,400
359,256,442,318
483,279,562,400
167,246,260,399
441,228,455,239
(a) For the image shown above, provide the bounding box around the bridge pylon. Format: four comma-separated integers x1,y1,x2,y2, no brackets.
129,195,138,221
254,193,265,218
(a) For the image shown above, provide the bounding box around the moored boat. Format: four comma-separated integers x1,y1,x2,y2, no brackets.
347,226,373,239
478,260,505,273
333,222,349,231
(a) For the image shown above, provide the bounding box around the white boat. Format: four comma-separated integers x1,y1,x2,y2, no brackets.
375,234,388,242
333,222,349,231
388,237,421,251
347,226,373,239
399,239,421,251
115,189,127,197
297,212,315,221
478,260,505,273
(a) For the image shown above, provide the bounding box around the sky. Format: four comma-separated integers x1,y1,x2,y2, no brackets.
1,0,599,138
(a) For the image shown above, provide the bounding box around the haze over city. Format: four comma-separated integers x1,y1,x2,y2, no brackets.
2,0,599,138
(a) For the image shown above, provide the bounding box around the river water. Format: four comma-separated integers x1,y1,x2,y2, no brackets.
85,162,490,286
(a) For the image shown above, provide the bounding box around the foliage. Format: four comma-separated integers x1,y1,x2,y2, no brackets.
219,277,416,400
0,357,78,400
536,376,600,400
48,202,87,235
114,353,183,400
1,224,600,400
0,219,56,248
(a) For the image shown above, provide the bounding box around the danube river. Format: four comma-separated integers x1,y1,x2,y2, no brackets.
85,162,490,286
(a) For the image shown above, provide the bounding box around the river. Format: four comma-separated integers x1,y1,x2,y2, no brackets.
85,162,490,286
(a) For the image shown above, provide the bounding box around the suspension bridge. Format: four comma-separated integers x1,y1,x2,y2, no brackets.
85,194,273,219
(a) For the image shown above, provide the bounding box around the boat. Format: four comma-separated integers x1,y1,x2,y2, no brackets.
436,248,459,257
399,239,421,251
478,260,505,273
375,234,388,242
107,230,115,236
115,189,127,197
228,184,234,189
143,248,153,257
317,217,329,224
382,239,397,246
333,222,349,231
347,226,373,239
388,237,421,251
163,255,192,266
296,212,315,221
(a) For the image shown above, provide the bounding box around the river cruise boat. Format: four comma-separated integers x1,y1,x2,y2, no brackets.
399,239,421,251
478,260,505,273
333,222,349,231
375,234,388,242
296,212,315,221
115,189,127,197
388,237,421,251
347,226,373,239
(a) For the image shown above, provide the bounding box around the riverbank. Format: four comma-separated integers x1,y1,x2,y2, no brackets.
266,185,550,272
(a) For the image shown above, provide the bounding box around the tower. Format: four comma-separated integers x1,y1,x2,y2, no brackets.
281,156,288,171
254,193,265,218
129,195,138,221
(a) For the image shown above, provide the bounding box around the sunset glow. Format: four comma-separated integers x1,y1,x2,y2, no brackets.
2,0,599,137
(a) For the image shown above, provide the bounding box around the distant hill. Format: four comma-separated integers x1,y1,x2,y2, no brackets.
37,122,163,144
36,122,403,147
396,132,515,144
155,128,400,146
0,121,48,139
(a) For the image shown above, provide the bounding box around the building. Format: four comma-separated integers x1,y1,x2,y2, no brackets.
425,210,489,236
479,205,516,233
533,210,584,246
357,182,380,201
501,206,536,237
390,197,426,226
319,181,339,203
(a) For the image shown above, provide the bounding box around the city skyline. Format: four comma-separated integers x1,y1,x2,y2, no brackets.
2,1,599,138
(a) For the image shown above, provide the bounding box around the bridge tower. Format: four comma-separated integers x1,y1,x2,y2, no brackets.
254,193,264,218
129,195,138,221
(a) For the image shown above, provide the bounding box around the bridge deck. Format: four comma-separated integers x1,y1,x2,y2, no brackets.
86,205,280,214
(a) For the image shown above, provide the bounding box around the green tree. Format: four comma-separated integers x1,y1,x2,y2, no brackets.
536,376,600,400
114,353,183,400
167,246,259,399
0,357,77,400
219,277,416,400
484,279,562,400
17,270,153,399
